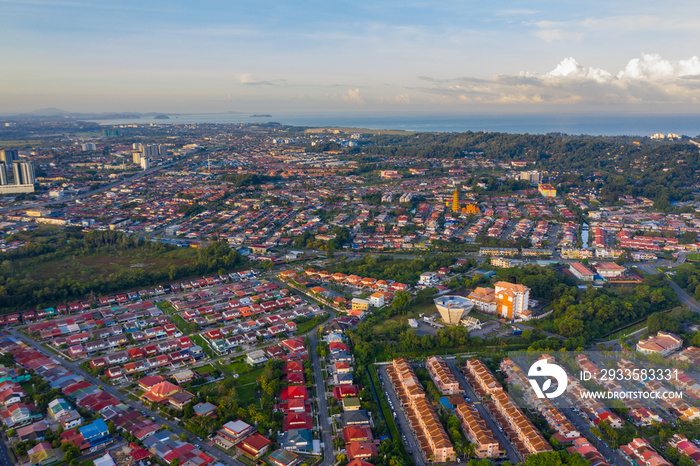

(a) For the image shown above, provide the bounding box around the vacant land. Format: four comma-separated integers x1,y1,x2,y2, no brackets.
19,249,196,282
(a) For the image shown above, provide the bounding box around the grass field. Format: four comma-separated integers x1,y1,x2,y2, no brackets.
170,314,190,333
688,253,700,262
235,366,264,404
18,249,195,282
219,359,250,376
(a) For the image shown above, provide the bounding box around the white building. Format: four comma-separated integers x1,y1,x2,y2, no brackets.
368,292,385,308
419,272,440,287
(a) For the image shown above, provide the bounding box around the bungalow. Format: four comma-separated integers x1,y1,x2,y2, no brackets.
332,385,360,399
281,429,313,453
347,441,378,460
216,419,255,448
247,350,268,366
1,402,32,428
343,426,373,444
27,442,59,466
193,402,217,417
280,338,306,354
137,375,164,392
168,391,195,410
16,420,48,442
173,370,195,384
268,449,302,466
236,433,272,460
141,381,182,404
281,386,308,401
283,412,313,431
105,367,124,380
0,388,23,407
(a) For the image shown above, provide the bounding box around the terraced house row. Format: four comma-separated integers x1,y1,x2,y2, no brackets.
426,356,462,395
453,397,500,459
465,359,552,459
500,358,581,440
386,358,455,463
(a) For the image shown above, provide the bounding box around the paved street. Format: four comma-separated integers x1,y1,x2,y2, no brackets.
376,365,425,466
309,331,333,466
0,434,14,466
559,407,626,466
665,276,700,313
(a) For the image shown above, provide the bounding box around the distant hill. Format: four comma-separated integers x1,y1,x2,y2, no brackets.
0,109,172,120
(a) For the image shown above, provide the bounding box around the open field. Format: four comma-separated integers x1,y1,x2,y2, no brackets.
0,140,45,149
687,253,700,262
18,249,196,282
235,366,264,404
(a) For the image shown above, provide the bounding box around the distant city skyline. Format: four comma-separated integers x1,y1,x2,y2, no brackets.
2,0,700,114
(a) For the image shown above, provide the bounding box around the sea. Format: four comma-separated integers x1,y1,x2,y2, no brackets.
88,112,700,137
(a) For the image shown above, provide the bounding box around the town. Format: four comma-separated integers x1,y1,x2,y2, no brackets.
0,120,699,466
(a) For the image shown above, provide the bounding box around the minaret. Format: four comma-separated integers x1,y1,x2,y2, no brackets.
451,187,460,212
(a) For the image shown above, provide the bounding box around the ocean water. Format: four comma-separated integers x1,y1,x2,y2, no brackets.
89,112,700,137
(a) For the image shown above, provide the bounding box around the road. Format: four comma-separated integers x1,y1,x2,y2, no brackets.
444,360,520,465
10,329,244,466
0,433,13,466
559,407,626,466
308,331,333,466
665,276,700,313
377,365,425,466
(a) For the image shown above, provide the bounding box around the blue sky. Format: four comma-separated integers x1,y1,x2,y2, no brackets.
2,0,700,113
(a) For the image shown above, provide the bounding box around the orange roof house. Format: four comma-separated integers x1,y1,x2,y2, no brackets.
142,381,182,403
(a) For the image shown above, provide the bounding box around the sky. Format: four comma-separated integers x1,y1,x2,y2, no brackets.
2,0,700,114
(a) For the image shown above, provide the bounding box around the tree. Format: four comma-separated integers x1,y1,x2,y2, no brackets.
692,331,700,347
390,290,411,316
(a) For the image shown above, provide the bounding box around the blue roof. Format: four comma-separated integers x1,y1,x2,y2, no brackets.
80,418,108,440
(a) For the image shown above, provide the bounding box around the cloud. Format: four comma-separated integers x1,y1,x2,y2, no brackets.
341,88,364,104
379,93,411,104
418,54,700,105
496,9,537,16
238,73,276,86
534,28,584,43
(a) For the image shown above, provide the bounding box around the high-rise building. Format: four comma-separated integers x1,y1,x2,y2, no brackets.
0,149,18,164
140,157,150,170
133,152,141,164
451,187,460,212
13,161,35,185
519,170,542,185
0,163,7,185
81,142,97,151
142,144,159,158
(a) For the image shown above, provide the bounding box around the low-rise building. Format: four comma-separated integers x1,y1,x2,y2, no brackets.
426,356,461,395
636,331,683,356
569,262,595,281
